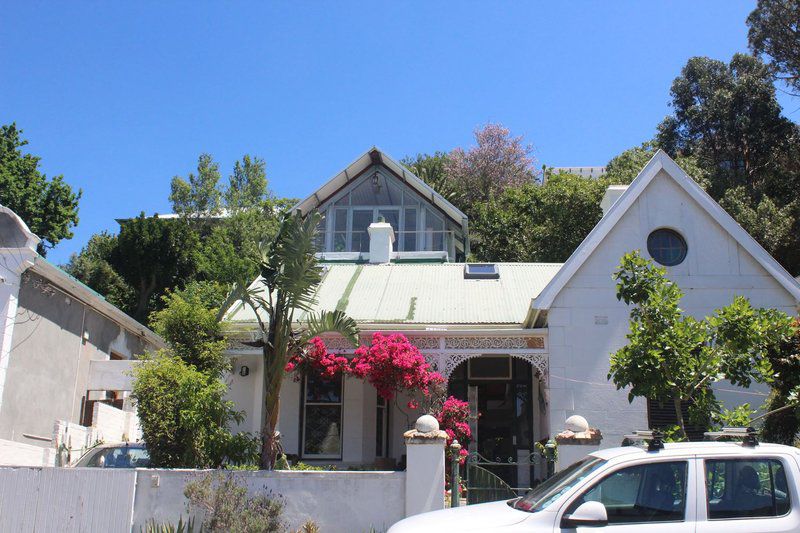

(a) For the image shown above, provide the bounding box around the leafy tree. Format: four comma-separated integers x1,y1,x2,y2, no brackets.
761,319,800,444
719,186,795,258
149,287,229,375
131,353,257,468
132,290,258,468
64,233,132,312
445,123,538,205
604,142,710,190
656,54,799,198
401,152,463,205
470,172,607,262
170,153,223,218
0,123,81,255
609,251,795,439
197,205,286,287
748,0,800,95
227,211,359,468
224,155,270,212
110,213,200,323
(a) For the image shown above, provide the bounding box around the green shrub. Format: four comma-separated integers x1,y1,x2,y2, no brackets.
131,353,258,468
184,473,286,533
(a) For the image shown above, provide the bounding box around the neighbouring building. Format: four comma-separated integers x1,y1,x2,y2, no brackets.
221,148,800,488
0,205,164,465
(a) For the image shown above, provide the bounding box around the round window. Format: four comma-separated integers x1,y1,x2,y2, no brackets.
647,229,687,266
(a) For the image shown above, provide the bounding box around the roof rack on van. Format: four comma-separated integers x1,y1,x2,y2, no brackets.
623,430,664,452
703,427,759,447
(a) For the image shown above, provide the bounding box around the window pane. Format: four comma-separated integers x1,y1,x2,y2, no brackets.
350,173,402,205
469,356,511,379
403,207,417,251
376,404,385,457
334,208,348,252
706,458,790,519
306,375,342,403
425,209,444,251
351,210,373,252
569,461,687,523
304,405,342,455
379,209,400,252
647,229,687,266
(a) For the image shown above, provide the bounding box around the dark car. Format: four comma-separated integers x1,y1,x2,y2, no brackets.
73,442,150,468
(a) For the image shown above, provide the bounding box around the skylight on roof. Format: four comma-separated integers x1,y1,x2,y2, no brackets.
464,263,499,280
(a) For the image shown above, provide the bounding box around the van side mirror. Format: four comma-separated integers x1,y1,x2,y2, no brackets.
560,501,608,528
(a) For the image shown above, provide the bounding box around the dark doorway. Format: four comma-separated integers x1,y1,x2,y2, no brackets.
448,356,534,488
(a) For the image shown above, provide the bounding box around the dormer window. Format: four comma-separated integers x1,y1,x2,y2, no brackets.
464,263,499,279
298,149,470,261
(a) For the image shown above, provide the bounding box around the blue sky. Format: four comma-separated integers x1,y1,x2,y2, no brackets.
2,1,794,265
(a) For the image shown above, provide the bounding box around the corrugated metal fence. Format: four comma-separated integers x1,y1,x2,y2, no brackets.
0,468,135,532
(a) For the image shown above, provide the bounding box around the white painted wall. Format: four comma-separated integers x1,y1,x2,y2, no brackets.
549,170,799,447
0,438,56,466
133,469,405,533
0,467,406,533
92,402,141,442
86,359,139,390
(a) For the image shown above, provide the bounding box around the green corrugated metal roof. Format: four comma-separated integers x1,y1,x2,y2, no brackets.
225,262,563,326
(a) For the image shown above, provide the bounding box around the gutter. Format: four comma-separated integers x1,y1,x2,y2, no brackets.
29,258,166,350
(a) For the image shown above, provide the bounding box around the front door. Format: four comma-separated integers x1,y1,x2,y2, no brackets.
448,356,534,489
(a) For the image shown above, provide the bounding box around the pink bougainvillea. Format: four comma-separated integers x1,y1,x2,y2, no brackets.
349,332,444,401
285,337,349,381
437,396,471,464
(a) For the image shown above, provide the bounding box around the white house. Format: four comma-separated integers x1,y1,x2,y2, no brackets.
222,148,800,488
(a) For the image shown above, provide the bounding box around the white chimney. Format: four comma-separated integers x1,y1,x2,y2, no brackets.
368,221,395,264
600,185,629,216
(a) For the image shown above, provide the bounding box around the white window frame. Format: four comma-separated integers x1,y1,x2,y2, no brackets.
376,396,390,458
301,375,344,460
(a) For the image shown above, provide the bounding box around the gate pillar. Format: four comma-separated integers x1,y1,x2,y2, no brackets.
404,415,447,517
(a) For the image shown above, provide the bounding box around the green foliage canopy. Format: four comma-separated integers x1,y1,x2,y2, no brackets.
609,251,795,439
0,123,81,255
748,0,800,95
149,287,228,375
470,172,607,262
110,213,200,323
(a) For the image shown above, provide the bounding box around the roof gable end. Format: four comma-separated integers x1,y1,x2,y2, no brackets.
531,150,800,312
292,147,468,227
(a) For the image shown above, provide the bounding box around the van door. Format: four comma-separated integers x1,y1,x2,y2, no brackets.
695,454,800,533
558,458,696,532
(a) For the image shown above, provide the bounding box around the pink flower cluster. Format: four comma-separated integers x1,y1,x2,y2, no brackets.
285,337,349,381
437,396,471,464
349,332,444,402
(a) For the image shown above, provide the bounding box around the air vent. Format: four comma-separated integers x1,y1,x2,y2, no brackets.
464,263,499,279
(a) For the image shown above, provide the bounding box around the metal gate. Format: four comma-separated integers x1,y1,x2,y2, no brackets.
463,450,543,505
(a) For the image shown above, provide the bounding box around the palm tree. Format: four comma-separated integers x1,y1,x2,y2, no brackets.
224,211,358,468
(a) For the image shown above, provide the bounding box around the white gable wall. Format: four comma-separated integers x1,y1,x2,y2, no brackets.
548,169,797,447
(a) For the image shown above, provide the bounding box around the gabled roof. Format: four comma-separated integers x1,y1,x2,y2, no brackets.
530,150,800,314
292,147,469,228
225,262,562,327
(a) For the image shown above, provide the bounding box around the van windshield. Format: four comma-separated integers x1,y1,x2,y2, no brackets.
514,457,606,512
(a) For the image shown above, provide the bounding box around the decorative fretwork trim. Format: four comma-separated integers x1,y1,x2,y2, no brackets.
444,336,544,350
427,352,548,381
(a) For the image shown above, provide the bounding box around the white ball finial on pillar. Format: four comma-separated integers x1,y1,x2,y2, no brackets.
415,414,439,433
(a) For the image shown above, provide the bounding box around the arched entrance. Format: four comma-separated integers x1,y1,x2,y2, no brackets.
447,355,547,490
